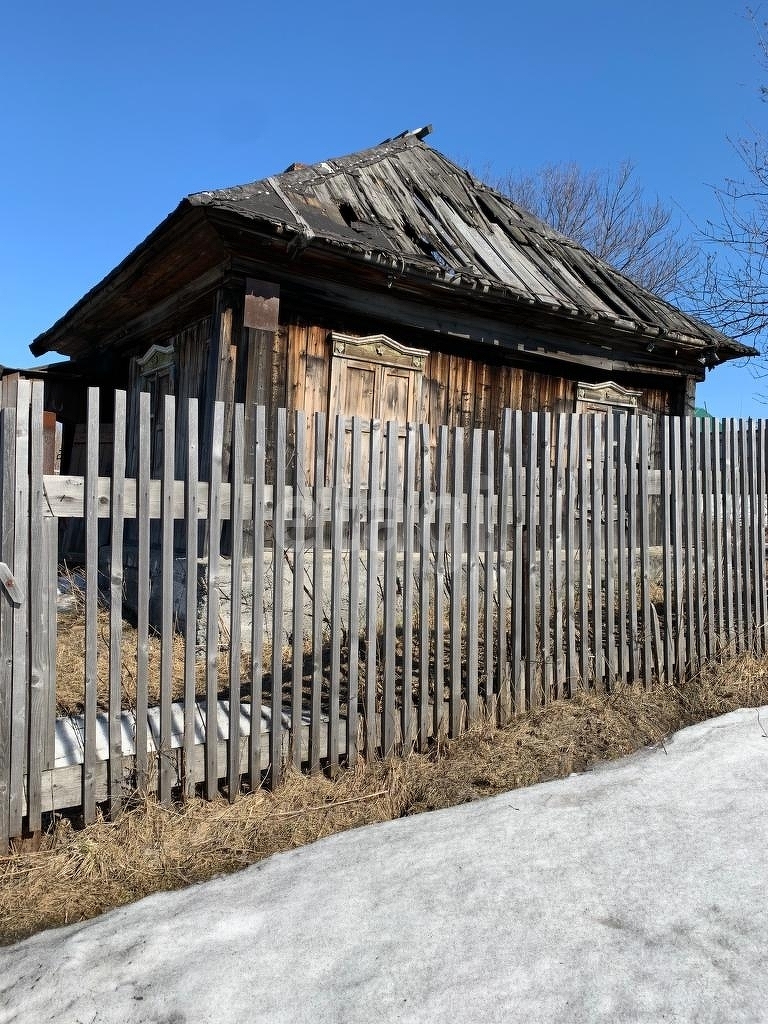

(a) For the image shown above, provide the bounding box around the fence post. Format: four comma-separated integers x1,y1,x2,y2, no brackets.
0,406,15,852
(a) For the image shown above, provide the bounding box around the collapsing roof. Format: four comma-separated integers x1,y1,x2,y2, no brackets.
31,127,754,365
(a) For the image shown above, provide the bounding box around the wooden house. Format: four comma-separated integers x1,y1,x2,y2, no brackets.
29,125,753,483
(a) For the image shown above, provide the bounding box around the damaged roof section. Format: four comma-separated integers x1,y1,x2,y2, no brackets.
189,132,751,357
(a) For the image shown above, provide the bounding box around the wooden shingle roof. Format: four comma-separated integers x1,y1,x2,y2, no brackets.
31,129,753,363
189,130,751,358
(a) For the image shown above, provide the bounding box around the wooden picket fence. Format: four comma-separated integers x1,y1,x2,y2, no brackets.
1,382,767,849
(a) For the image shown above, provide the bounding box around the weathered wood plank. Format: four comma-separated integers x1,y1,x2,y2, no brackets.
227,405,245,799
539,412,553,703
159,396,176,806
701,419,715,661
135,393,151,789
466,429,481,722
525,412,538,708
418,425,432,750
249,407,267,786
711,419,725,651
680,416,695,673
615,415,628,684
590,415,604,689
347,417,362,761
270,408,287,788
81,387,100,825
183,399,199,799
108,390,127,815
433,427,449,738
604,412,617,686
565,415,578,693
291,412,307,772
0,409,15,850
27,382,46,833
483,430,495,711
671,417,685,679
578,415,590,689
328,417,345,771
758,421,768,653
692,418,706,668
449,427,464,736
753,423,765,655
627,415,640,683
660,417,674,682
497,411,513,719
382,422,398,756
552,416,566,697
364,418,380,755
401,423,417,748
729,417,741,647
204,402,224,800
638,417,653,683
310,412,327,771
723,421,736,651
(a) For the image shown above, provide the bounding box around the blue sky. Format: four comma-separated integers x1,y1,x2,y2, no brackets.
1,0,764,416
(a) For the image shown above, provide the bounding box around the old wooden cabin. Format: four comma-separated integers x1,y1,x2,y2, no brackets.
28,126,752,498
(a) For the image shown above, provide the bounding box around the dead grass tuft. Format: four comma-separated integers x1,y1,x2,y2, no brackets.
3,654,768,945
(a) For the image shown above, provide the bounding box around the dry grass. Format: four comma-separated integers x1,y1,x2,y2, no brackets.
55,607,249,715
3,653,768,946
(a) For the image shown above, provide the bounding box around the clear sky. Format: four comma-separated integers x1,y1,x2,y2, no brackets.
1,0,764,417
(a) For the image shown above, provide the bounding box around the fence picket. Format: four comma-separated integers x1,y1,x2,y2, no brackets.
7,396,768,831
0,409,14,852
565,415,578,693
638,417,652,683
626,411,638,684
291,413,307,771
27,382,46,832
590,415,604,689
552,416,566,697
510,411,523,713
483,431,495,711
183,399,199,798
108,391,127,815
759,422,768,653
702,418,716,662
604,412,617,686
382,422,398,756
449,427,464,736
249,407,266,786
466,429,481,721
539,413,552,704
753,423,765,655
135,394,151,790
433,427,449,737
401,423,417,749
83,387,99,823
347,418,362,761
578,415,590,689
270,408,287,788
159,396,176,805
495,409,514,720
712,420,725,651
227,405,245,799
204,402,224,799
364,419,381,755
417,425,432,749
329,417,345,770
692,419,706,668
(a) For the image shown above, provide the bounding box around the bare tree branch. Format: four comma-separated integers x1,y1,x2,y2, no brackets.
493,161,700,299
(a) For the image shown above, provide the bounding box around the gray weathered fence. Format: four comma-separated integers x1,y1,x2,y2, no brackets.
1,383,767,849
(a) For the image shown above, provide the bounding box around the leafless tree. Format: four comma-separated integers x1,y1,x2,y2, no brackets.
698,13,768,341
496,161,700,299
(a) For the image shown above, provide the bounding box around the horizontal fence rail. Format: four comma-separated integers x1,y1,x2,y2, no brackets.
1,384,767,848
